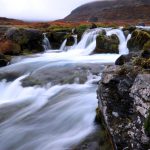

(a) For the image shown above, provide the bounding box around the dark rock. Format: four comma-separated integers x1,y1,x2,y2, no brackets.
123,30,130,38
5,27,43,53
47,31,67,49
122,26,136,33
115,52,140,65
0,53,9,67
66,35,75,46
94,33,119,53
90,23,97,29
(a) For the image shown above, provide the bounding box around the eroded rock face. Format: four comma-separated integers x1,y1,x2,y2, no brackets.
130,74,150,117
97,64,150,150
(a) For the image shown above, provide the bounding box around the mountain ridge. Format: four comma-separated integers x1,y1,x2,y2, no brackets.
64,0,150,22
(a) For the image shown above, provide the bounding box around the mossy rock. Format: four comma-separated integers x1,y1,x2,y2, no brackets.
127,29,150,51
122,26,136,33
132,57,150,69
5,27,43,53
94,33,119,53
47,31,67,49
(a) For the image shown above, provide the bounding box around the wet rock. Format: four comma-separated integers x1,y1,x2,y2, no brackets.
47,31,67,49
21,64,104,87
0,53,9,67
94,33,119,53
123,30,130,38
115,52,140,65
66,35,75,46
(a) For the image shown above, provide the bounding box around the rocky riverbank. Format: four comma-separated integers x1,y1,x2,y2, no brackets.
97,29,150,149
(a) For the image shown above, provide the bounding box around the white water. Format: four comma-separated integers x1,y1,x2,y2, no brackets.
107,29,131,55
0,27,130,150
42,33,51,50
60,39,67,51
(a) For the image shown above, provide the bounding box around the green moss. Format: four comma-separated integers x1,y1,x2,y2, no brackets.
143,40,150,50
133,57,150,69
144,112,150,136
95,33,119,53
128,29,150,51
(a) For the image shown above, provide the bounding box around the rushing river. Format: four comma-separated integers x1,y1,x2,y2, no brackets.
0,28,130,150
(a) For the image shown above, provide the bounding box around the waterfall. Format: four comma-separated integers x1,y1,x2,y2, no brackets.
72,34,78,47
0,27,127,150
73,28,103,49
60,39,67,51
106,29,131,55
42,33,51,50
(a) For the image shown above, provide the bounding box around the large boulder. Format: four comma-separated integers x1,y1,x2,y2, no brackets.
127,29,150,51
5,27,43,53
94,33,119,53
97,65,150,149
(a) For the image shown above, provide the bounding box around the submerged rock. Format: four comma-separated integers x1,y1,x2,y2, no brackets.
21,64,104,87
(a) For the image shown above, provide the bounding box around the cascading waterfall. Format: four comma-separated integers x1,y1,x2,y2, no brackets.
59,39,67,51
0,27,132,150
72,34,78,47
73,28,104,49
106,29,131,55
42,33,51,50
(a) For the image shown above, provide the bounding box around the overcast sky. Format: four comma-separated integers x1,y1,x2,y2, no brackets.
0,0,96,21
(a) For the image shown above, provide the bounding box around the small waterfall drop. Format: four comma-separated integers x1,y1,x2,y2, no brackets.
106,29,131,55
42,33,51,50
60,39,67,51
72,34,78,47
73,28,103,49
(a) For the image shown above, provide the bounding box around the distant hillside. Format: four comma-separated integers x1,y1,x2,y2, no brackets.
0,17,24,25
64,0,150,23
